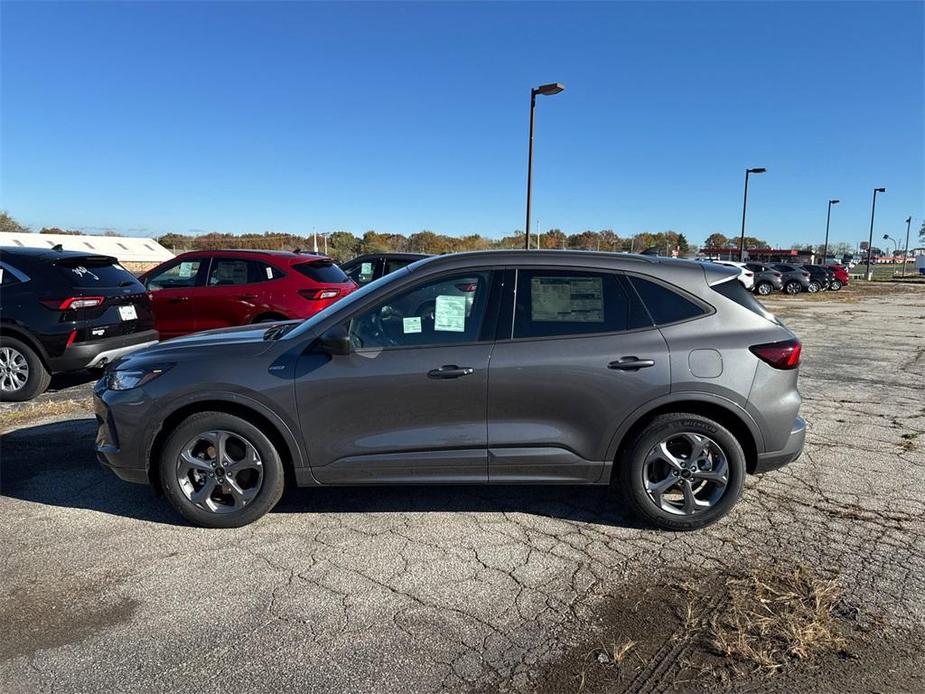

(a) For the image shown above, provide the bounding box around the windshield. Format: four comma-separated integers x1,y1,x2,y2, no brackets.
283,267,410,340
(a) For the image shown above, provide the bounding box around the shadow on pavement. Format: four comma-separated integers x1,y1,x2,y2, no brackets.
1,418,641,529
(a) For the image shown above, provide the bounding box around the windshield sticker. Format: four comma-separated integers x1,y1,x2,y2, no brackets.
402,316,422,334
434,295,467,332
531,276,604,322
71,266,100,281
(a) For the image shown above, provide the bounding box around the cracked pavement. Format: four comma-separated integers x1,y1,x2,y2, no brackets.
1,283,924,693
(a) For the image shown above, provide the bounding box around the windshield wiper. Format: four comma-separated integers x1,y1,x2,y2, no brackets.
262,323,295,341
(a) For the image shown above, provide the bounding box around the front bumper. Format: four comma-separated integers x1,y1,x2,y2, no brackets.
49,329,159,373
753,416,805,473
94,386,154,485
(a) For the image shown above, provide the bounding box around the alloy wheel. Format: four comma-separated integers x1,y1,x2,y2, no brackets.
176,430,264,513
757,282,773,296
642,432,729,516
785,281,801,295
0,347,29,393
807,281,821,293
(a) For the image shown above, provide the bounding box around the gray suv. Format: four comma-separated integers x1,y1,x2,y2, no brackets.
95,251,805,530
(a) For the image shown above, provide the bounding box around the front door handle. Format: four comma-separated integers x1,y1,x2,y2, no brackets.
168,296,189,304
608,356,655,371
427,365,474,379
239,294,258,301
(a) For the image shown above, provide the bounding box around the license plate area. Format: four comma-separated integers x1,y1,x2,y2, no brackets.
118,305,138,321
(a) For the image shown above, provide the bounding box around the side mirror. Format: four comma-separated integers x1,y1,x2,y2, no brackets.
318,324,351,356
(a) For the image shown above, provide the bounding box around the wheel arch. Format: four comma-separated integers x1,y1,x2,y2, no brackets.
146,396,309,492
605,396,763,480
0,322,50,368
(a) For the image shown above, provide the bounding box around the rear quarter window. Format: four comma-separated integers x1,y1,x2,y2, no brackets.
293,260,350,284
711,278,776,321
629,276,706,325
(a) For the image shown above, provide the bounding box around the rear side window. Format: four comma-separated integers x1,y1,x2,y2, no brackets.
385,258,414,274
54,257,140,288
343,259,378,285
629,276,706,325
293,260,350,284
513,269,648,339
206,259,281,286
711,278,775,320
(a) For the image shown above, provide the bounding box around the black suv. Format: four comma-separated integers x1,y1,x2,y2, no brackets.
0,247,158,401
340,252,429,287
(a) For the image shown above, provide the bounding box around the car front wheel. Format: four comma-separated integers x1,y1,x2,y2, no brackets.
829,279,843,291
159,412,285,528
617,413,746,531
755,281,774,296
784,280,802,295
807,280,821,293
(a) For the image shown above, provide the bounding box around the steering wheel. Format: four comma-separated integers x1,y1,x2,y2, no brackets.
369,304,402,347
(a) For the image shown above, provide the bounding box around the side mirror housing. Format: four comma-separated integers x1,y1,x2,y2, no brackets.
318,324,351,356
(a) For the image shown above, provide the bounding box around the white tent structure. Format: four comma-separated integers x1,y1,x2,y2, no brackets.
0,232,173,270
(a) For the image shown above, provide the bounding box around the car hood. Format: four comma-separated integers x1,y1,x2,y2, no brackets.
118,323,286,365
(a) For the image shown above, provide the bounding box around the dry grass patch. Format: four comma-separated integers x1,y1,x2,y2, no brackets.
706,563,852,674
0,397,94,430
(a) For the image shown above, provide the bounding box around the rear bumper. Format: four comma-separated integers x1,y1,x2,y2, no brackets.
48,329,159,372
754,416,805,473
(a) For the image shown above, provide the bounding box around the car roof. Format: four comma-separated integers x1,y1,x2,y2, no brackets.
347,252,431,262
0,245,115,263
172,249,331,264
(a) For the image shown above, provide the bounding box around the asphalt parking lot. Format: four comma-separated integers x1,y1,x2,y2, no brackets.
2,283,924,693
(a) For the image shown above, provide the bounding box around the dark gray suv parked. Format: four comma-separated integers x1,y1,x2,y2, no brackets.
95,251,805,530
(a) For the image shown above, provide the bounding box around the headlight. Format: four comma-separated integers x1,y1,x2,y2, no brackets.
107,365,171,391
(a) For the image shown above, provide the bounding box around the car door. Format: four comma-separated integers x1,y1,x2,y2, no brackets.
294,268,500,484
195,257,265,330
144,257,207,338
487,268,670,483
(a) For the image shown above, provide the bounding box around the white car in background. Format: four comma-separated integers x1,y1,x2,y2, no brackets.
711,260,755,290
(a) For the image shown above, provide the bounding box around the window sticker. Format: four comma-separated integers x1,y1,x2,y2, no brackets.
434,295,467,332
178,262,195,279
265,266,273,279
402,316,422,334
71,266,100,281
531,276,604,322
361,262,373,276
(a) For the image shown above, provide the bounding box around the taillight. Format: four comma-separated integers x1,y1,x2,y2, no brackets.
298,288,341,300
749,339,801,370
802,272,810,278
41,296,105,310
455,282,478,292
773,272,782,277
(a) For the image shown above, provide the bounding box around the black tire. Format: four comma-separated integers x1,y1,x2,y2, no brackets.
755,281,774,296
829,279,842,291
0,337,51,402
616,413,746,531
784,280,802,295
159,411,285,528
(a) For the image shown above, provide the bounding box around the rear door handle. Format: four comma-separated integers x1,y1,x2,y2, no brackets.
608,357,655,371
168,296,189,304
239,294,258,300
427,365,475,379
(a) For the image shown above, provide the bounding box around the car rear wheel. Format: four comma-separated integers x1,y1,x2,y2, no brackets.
829,279,843,291
617,413,745,530
783,280,802,295
807,280,821,293
0,338,51,402
159,412,285,528
755,281,774,296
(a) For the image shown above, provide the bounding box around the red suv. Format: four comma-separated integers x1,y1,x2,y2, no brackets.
825,264,849,290
139,250,356,338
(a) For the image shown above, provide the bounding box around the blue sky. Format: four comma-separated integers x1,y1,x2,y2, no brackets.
2,1,922,247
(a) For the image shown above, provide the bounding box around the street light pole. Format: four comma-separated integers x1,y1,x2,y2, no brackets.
738,167,766,261
524,82,565,250
865,187,886,280
902,216,912,278
822,199,839,265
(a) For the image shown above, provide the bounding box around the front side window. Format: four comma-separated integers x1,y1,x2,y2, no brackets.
147,259,204,290
513,269,646,339
344,259,378,286
348,271,491,349
384,258,414,274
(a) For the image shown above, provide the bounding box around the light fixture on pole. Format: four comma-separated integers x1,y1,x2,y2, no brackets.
738,167,766,261
524,82,565,250
902,216,912,278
